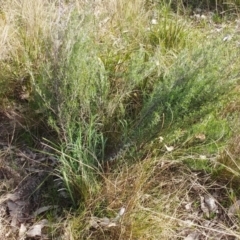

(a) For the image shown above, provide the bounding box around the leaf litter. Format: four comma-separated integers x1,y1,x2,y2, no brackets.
0,125,65,239
93,158,240,239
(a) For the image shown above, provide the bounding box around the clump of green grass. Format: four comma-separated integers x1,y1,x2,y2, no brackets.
148,6,189,51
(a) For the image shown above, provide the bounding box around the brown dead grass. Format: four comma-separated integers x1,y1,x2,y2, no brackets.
66,155,240,239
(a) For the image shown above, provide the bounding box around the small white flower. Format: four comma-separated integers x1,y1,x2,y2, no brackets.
151,19,158,25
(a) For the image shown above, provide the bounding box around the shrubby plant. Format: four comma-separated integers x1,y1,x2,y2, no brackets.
136,39,240,145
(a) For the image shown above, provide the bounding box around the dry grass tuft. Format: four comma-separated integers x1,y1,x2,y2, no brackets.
66,156,240,239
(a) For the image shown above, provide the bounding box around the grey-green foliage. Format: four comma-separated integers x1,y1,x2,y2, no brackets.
34,12,108,142
149,10,188,51
30,12,109,204
56,24,108,138
135,40,240,144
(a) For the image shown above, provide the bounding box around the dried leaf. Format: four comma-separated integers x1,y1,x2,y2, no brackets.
180,220,194,227
114,207,126,222
26,219,48,238
19,224,27,237
6,193,20,202
164,144,174,152
26,225,42,238
195,133,206,141
7,200,18,214
185,202,192,211
204,195,218,213
199,155,207,160
7,200,20,227
89,217,99,229
89,215,120,229
98,217,110,227
200,195,210,218
118,207,125,217
200,195,218,218
223,35,232,42
228,200,240,216
184,231,201,240
20,93,30,100
107,222,117,227
33,205,57,217
158,136,164,143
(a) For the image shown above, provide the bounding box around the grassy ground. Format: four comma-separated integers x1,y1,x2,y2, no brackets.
1,0,240,239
